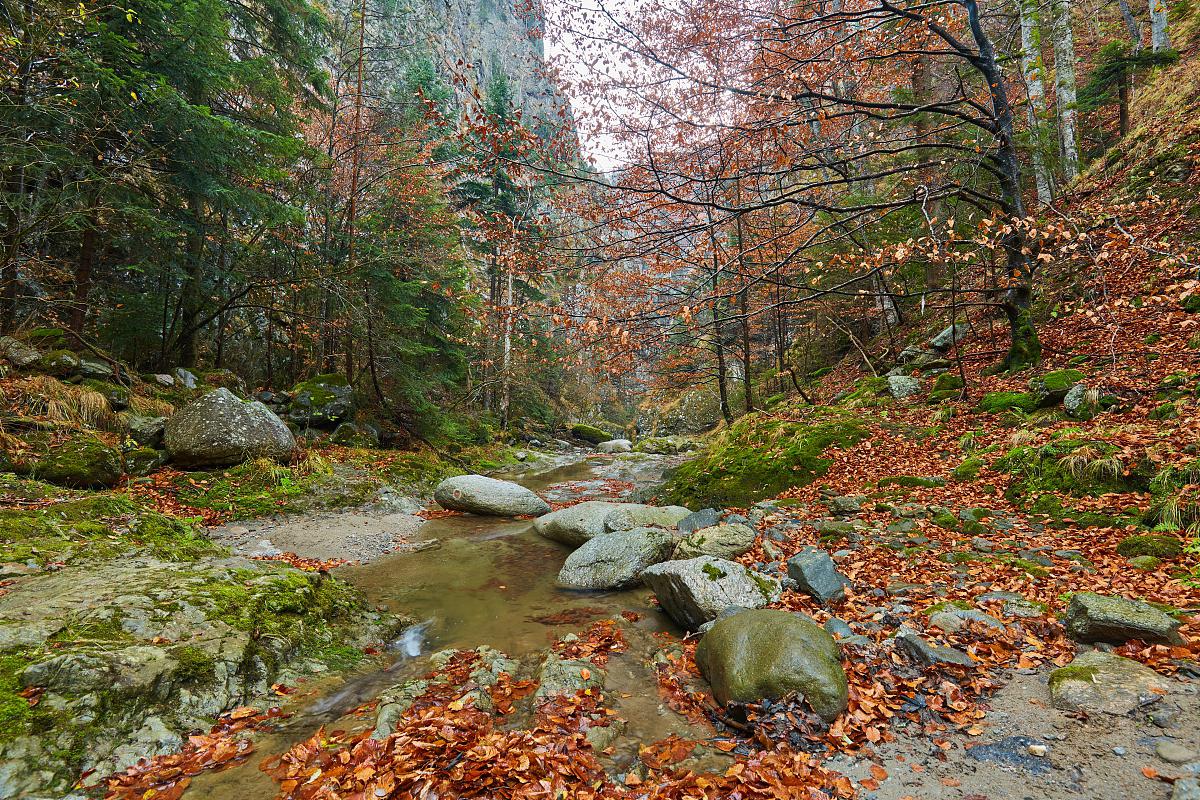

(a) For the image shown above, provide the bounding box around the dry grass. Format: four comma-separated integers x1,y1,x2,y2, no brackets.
128,395,175,418
5,375,116,430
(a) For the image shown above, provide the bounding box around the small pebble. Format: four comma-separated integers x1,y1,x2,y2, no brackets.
1112,746,1127,756
1028,744,1048,757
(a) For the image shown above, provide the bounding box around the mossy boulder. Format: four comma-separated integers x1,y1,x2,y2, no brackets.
35,349,80,378
1029,369,1084,405
995,437,1151,500
17,434,123,488
657,412,869,508
26,327,68,350
0,336,42,368
952,457,984,481
569,423,612,445
932,372,964,393
124,447,168,477
331,422,379,448
165,388,296,468
1127,555,1162,571
641,557,779,630
977,391,1039,413
287,374,353,428
1062,592,1183,645
695,609,848,721
1115,534,1183,559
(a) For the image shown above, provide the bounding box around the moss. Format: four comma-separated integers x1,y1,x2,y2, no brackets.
1115,534,1183,559
838,376,888,405
878,475,945,489
1048,664,1100,690
1128,555,1162,571
18,434,123,489
996,437,1151,500
702,562,728,581
932,373,964,393
930,510,959,529
996,554,1050,578
1147,459,1200,530
81,379,129,408
749,571,777,599
132,513,222,561
569,423,612,444
171,645,218,685
0,653,33,741
36,349,80,376
924,600,973,614
1149,402,1179,420
978,391,1040,413
1183,294,1200,313
657,412,869,507
1029,494,1140,529
1034,369,1084,396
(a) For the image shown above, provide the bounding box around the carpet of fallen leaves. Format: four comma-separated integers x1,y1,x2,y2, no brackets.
98,706,286,800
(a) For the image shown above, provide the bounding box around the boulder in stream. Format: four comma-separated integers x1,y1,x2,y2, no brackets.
534,501,627,546
557,527,675,590
433,475,551,517
164,388,296,468
597,438,632,453
641,556,779,630
673,523,756,560
695,608,849,722
604,504,691,531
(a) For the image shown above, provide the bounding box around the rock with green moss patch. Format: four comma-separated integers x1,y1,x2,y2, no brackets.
878,475,946,489
1048,651,1168,715
1029,369,1084,405
124,447,168,477
695,609,848,721
165,388,295,468
125,414,166,448
932,372,964,393
887,375,921,399
1062,592,1182,645
569,423,612,444
1063,384,1099,420
330,421,379,448
977,391,1040,413
1127,555,1162,571
1115,534,1183,559
673,523,757,560
201,369,248,397
287,374,353,428
641,557,779,630
35,349,80,378
17,434,123,488
952,457,984,481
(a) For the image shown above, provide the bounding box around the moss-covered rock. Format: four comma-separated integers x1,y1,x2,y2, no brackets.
1115,534,1183,559
877,475,945,489
201,369,248,397
1127,555,1162,571
978,391,1040,413
331,422,379,448
836,376,888,405
995,437,1150,500
657,412,868,507
81,379,129,411
124,446,168,477
287,374,354,428
36,349,81,377
165,388,295,468
1029,369,1084,404
695,609,848,721
952,457,984,481
569,423,612,444
16,433,123,488
932,373,964,393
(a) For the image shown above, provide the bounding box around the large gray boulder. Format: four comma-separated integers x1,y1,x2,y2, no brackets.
434,475,550,517
929,322,970,352
641,557,779,630
673,523,757,560
604,504,691,531
887,375,921,399
597,438,632,453
694,609,848,722
0,336,41,368
557,527,675,590
1048,651,1169,715
786,547,849,604
534,501,627,546
164,388,295,468
1062,592,1183,645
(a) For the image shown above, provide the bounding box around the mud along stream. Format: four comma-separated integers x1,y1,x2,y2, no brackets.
184,452,715,798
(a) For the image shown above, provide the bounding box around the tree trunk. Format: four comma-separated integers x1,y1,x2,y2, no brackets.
1050,0,1080,182
175,193,207,368
1150,0,1170,51
69,219,97,335
739,286,754,413
966,0,1042,371
1019,0,1054,204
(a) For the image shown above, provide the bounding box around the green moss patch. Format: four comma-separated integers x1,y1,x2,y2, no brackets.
569,423,612,444
878,475,946,489
978,391,1040,414
658,412,869,507
996,437,1151,501
1115,534,1183,559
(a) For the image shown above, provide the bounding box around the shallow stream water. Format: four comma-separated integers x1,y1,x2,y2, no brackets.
186,454,699,798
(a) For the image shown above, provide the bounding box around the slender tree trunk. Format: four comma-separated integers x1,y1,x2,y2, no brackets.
1150,0,1170,51
1118,0,1142,47
69,219,97,335
176,192,207,368
500,268,513,429
1050,0,1080,182
739,286,754,413
1019,0,1054,204
343,0,367,385
966,0,1042,370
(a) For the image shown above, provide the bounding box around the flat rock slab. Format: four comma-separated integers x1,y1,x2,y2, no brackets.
1048,650,1169,715
434,475,550,517
674,523,757,560
1062,591,1183,645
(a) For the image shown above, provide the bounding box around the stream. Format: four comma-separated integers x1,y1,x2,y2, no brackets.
185,453,708,798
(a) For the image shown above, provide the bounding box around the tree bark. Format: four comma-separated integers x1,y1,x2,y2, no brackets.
1050,0,1080,182
1150,0,1170,51
1019,0,1054,204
